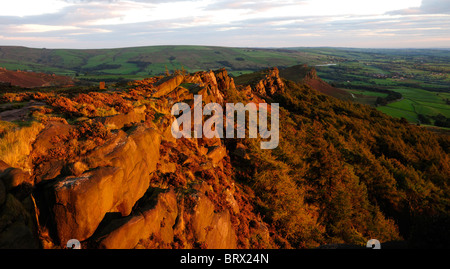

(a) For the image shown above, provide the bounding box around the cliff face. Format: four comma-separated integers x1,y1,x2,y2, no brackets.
0,68,276,249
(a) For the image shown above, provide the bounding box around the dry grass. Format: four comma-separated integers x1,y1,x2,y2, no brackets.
0,121,45,171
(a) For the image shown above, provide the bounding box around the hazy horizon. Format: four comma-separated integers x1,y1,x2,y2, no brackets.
2,44,450,51
1,0,449,49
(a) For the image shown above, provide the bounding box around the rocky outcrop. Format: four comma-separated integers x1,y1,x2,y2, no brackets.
32,122,74,163
189,189,237,249
97,105,146,130
214,68,236,93
183,70,226,104
31,121,75,183
52,167,124,244
0,162,40,249
0,68,276,249
152,75,185,98
304,66,319,80
0,168,31,191
0,194,39,249
97,189,178,249
95,183,239,249
253,67,285,96
50,123,161,244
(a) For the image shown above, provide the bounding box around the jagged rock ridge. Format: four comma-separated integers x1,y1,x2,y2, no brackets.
2,66,448,250
0,68,276,249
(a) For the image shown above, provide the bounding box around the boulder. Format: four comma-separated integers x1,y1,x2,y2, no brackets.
34,160,64,183
0,168,31,191
165,86,190,103
51,124,162,244
152,75,184,98
199,71,224,104
32,121,74,159
97,106,146,130
0,194,38,249
53,167,124,244
98,189,178,249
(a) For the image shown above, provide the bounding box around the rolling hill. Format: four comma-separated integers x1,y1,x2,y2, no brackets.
0,45,326,78
0,45,449,127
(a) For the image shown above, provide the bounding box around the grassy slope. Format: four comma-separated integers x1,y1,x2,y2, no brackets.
0,45,325,78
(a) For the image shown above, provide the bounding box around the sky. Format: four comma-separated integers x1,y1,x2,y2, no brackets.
0,0,449,49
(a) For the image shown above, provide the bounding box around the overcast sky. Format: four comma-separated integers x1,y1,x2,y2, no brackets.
0,0,449,49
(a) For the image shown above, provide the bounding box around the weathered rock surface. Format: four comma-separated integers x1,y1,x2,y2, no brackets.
253,67,285,96
97,189,178,249
51,123,161,244
95,183,239,249
0,194,39,249
0,167,31,191
189,188,237,249
152,75,185,98
214,68,236,93
97,105,146,130
32,121,74,161
52,167,124,244
0,68,278,249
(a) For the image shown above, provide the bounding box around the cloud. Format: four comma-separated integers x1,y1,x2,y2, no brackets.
0,0,70,17
421,0,450,13
389,0,450,14
205,0,305,12
0,0,449,48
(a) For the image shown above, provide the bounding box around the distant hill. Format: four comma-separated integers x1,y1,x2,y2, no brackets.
0,45,324,78
0,67,75,88
279,64,353,101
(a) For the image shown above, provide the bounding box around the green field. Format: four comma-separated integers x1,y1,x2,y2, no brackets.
0,45,328,78
347,90,388,98
378,88,450,122
307,48,450,126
